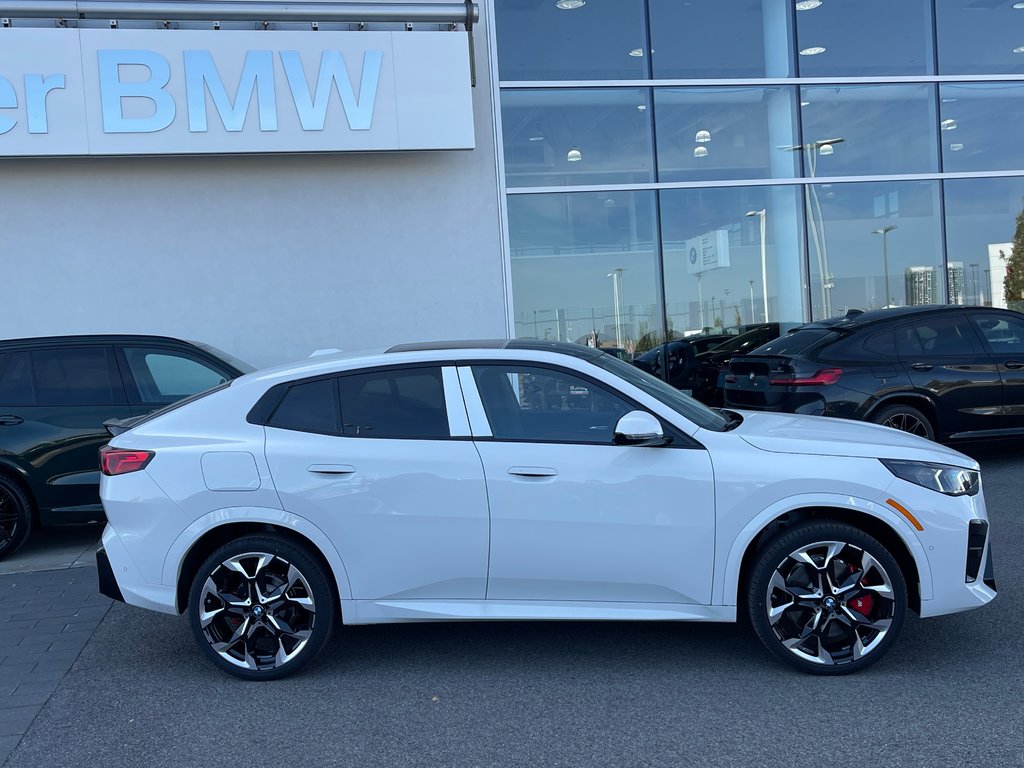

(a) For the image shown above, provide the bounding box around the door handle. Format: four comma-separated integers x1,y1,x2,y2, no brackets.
1004,360,1024,370
508,466,558,478
307,464,356,475
0,415,24,426
910,363,933,372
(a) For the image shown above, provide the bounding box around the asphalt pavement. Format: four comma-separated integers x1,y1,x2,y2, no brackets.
1,442,1022,768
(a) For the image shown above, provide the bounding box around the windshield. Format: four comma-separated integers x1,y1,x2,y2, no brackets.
592,354,730,432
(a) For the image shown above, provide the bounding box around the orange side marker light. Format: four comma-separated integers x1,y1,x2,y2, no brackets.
886,498,924,532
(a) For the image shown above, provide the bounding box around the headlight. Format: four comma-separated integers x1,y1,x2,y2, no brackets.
880,459,980,497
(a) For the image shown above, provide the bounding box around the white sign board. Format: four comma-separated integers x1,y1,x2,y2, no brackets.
0,28,475,156
685,229,731,275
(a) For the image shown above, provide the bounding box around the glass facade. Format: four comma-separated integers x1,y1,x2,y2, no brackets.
493,0,1024,353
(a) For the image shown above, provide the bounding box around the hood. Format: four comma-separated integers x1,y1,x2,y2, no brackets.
731,410,978,469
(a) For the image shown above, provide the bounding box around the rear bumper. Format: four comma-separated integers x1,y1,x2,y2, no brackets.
98,525,178,615
96,546,124,603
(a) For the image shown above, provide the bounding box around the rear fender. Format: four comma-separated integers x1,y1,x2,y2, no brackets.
161,506,354,601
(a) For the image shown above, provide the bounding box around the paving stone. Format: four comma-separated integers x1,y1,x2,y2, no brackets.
0,734,21,765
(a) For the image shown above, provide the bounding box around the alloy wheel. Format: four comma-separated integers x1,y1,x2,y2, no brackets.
198,551,316,672
765,540,896,666
0,485,18,549
881,412,930,437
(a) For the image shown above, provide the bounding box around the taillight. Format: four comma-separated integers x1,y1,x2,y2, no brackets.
770,368,843,386
100,446,155,476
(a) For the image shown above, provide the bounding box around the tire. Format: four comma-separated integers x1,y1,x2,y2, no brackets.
0,475,33,561
869,404,935,441
187,534,335,680
747,521,907,675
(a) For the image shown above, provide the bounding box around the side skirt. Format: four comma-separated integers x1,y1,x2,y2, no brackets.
342,598,736,625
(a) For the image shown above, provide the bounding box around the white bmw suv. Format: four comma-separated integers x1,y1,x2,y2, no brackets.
97,340,996,679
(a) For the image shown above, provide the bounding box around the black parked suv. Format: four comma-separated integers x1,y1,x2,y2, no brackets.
0,335,252,559
723,305,1024,442
632,334,732,390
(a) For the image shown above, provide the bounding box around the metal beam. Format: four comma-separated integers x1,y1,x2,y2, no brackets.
0,1,478,24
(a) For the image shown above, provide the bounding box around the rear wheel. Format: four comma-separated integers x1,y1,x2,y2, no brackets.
187,534,335,680
748,522,907,675
869,404,935,441
0,475,33,561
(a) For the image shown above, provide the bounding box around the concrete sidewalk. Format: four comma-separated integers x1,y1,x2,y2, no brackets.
0,527,103,577
0,567,111,765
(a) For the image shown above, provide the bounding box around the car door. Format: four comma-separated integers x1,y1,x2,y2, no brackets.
0,345,131,517
966,310,1024,431
263,365,490,600
893,312,1002,437
461,361,716,605
117,345,235,416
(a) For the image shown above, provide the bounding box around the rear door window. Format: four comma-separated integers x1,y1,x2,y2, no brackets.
339,367,449,439
31,347,122,405
122,347,230,404
0,352,34,405
894,315,983,358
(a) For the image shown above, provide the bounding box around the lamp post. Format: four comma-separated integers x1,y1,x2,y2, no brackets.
745,208,768,322
748,280,755,323
695,271,705,330
871,224,898,308
782,138,844,318
607,268,625,348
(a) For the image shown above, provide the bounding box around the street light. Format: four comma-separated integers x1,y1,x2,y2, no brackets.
745,208,769,322
607,268,625,348
782,138,845,318
872,224,898,308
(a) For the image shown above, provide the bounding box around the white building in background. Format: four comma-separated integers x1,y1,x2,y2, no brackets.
987,244,1011,309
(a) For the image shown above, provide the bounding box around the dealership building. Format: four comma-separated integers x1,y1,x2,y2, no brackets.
2,0,1024,367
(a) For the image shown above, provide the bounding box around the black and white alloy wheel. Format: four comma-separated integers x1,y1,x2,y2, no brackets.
188,535,335,680
749,522,907,675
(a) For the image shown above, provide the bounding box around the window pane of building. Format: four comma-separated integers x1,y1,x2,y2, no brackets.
654,87,799,182
936,0,1024,75
493,0,648,81
660,186,807,336
805,181,943,319
944,177,1024,309
799,84,939,176
507,191,664,355
502,89,654,188
939,83,1024,173
795,0,933,76
649,0,793,78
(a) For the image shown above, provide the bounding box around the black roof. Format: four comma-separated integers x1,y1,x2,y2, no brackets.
386,339,605,360
0,334,194,349
803,305,979,332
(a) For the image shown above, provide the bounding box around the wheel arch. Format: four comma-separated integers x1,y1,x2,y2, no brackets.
169,513,352,614
729,503,925,616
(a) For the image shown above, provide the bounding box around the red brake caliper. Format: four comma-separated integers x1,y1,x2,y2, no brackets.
849,594,874,616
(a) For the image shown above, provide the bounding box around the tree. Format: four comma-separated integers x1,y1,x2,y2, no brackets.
1003,197,1024,305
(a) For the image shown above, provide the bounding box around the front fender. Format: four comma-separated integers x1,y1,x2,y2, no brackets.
161,506,354,604
716,493,932,606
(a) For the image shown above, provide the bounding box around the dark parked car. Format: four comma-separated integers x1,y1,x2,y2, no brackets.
632,334,731,390
0,335,252,559
722,305,1024,442
690,323,802,405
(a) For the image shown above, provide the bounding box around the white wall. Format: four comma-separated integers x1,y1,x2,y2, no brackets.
0,11,505,369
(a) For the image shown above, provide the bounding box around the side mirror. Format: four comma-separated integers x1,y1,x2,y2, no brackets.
613,410,667,447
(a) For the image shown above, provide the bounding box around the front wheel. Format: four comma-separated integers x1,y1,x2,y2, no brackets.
0,475,33,561
187,534,336,680
748,522,907,675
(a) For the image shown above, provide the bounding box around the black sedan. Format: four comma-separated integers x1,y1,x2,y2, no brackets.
722,305,1024,442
